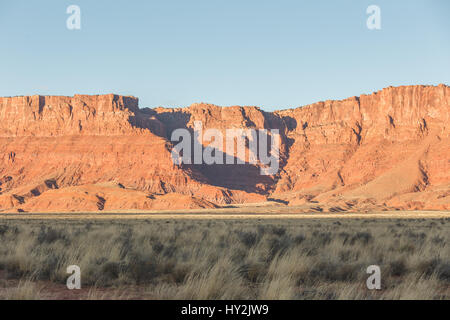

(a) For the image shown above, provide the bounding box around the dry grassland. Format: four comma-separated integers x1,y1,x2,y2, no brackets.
0,214,448,299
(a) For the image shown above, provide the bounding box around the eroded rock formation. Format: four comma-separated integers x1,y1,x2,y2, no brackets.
0,85,448,212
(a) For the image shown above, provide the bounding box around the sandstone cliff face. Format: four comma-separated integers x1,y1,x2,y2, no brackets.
273,84,449,210
0,94,265,211
0,85,448,212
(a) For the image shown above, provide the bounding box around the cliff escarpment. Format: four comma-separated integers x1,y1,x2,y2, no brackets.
0,85,448,212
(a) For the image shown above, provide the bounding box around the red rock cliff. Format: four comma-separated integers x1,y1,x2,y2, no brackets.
0,84,448,212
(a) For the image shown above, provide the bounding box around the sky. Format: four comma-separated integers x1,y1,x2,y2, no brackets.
0,0,449,111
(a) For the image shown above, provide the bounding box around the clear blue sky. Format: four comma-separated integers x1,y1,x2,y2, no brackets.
1,0,449,111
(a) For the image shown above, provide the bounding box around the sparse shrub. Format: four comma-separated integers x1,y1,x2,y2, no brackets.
169,264,190,284
350,232,372,245
268,235,290,259
236,231,258,248
309,261,361,282
436,262,450,282
152,241,164,254
293,234,306,245
36,253,59,281
127,256,157,285
271,226,287,237
0,225,9,236
238,263,267,283
162,244,177,258
389,259,408,277
313,231,332,246
417,258,441,277
36,226,66,244
101,262,121,280
431,236,445,245
338,232,350,243
339,250,353,262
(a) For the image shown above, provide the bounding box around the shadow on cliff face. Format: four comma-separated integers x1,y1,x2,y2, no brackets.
181,130,276,194
189,163,274,194
129,108,283,194
126,108,188,139
279,115,297,147
130,108,191,141
281,115,297,132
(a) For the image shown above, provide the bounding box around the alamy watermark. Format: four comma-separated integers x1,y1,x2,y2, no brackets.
366,5,381,30
170,121,280,175
366,265,381,290
66,265,81,290
65,5,380,31
66,5,81,30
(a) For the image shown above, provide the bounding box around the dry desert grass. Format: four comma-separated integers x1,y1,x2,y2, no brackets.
0,217,448,299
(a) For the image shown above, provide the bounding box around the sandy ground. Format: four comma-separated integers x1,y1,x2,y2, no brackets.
0,209,449,220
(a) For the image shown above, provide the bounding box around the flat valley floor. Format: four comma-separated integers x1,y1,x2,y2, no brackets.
0,210,449,300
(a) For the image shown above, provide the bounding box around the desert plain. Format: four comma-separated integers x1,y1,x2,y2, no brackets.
0,210,448,300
